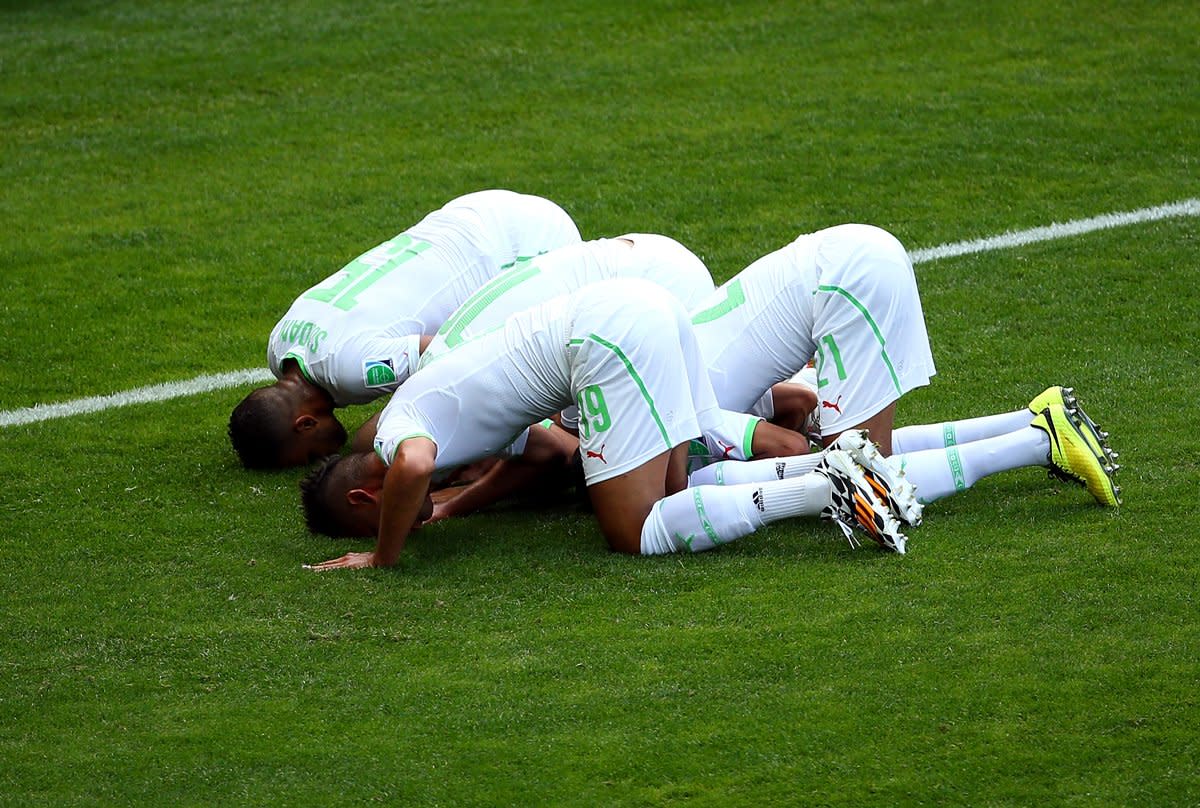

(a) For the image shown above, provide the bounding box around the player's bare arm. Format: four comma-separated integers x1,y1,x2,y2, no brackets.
765,382,818,434
309,437,436,571
426,423,579,523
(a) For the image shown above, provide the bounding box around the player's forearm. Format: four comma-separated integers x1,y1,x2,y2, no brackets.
436,458,534,518
374,483,425,567
351,412,380,453
374,445,435,566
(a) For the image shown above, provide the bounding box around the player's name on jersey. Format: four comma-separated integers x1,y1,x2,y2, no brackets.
274,319,328,353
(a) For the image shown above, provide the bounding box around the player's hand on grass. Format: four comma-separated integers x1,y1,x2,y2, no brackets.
422,500,456,526
304,551,377,571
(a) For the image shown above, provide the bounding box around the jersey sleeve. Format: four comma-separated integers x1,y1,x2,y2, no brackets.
372,405,436,466
327,334,423,407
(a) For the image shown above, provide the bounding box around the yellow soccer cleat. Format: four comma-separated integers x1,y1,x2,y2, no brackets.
1028,384,1072,415
1030,402,1121,506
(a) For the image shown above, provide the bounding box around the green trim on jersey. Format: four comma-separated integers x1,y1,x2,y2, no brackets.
814,283,902,395
568,334,672,448
373,430,436,466
282,351,316,385
691,279,745,325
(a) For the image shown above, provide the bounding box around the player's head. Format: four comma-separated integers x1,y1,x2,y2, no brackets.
229,384,347,469
299,453,383,537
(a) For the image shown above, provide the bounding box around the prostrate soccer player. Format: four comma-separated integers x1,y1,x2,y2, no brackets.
691,223,937,456
347,230,728,453
301,279,920,571
228,190,581,469
685,223,1119,508
345,231,808,522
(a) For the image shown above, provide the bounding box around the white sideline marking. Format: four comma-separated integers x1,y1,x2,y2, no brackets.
0,368,274,428
909,197,1199,264
2,197,1197,428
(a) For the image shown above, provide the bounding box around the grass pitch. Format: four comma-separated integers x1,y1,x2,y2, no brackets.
2,1,1198,805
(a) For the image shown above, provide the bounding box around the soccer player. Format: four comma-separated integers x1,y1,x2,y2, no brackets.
420,232,716,366
691,223,936,455
301,279,919,571
685,222,1120,515
228,190,581,469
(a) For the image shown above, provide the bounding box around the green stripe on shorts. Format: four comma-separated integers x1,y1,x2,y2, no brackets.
815,284,902,395
569,334,672,448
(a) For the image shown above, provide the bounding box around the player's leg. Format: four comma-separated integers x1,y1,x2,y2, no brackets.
589,444,685,554
688,452,823,487
641,447,913,555
569,280,718,547
851,402,1120,508
824,400,899,455
765,382,818,433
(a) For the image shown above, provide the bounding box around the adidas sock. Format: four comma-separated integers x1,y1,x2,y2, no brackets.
891,409,1034,454
892,426,1050,504
687,453,823,487
640,476,832,555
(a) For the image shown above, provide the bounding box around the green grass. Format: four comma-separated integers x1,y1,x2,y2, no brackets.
2,0,1198,804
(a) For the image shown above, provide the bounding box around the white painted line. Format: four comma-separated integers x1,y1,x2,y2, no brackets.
2,197,1197,428
0,368,274,428
909,198,1199,264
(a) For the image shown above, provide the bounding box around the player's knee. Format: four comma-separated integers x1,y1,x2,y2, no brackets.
751,421,810,458
605,519,647,555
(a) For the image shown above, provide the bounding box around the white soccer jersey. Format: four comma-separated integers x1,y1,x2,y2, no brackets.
374,279,730,485
420,233,715,366
692,224,936,435
267,190,581,406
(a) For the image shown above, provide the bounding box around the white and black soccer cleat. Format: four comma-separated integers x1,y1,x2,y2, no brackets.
814,448,910,554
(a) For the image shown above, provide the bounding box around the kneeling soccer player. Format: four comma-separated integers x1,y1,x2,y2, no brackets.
691,223,936,454
301,279,919,571
229,189,581,469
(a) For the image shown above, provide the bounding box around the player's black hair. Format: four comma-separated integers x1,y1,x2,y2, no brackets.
228,388,292,470
299,454,356,537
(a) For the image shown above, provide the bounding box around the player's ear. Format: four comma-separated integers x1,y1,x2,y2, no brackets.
294,414,319,434
346,487,379,507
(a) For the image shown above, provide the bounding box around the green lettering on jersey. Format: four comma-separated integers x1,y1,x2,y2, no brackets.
814,334,847,389
304,234,433,311
277,319,327,354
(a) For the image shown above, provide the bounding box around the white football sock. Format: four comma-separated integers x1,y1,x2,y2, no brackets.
640,476,831,555
891,409,1033,454
891,426,1050,504
686,453,823,487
